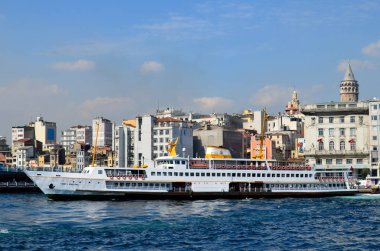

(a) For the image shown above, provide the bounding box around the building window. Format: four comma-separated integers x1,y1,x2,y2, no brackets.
350,142,356,151
339,128,345,136
329,141,335,151
339,116,344,123
372,115,378,121
336,159,342,164
311,117,316,125
326,159,332,165
340,141,345,150
350,128,356,136
165,130,169,135
350,116,355,123
347,159,352,164
318,128,324,136
357,159,363,164
318,142,324,151
373,136,378,141
329,128,334,137
372,104,378,110
329,117,334,123
318,117,323,124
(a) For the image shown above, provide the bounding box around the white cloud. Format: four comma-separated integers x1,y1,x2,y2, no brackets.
140,61,164,75
337,59,377,71
51,59,96,71
251,85,292,109
362,40,380,57
193,96,233,112
79,97,134,119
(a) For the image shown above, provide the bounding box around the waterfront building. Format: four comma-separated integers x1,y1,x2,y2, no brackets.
15,146,34,167
31,116,57,148
193,125,242,158
303,102,370,175
114,120,136,167
11,125,34,152
61,125,92,153
133,115,193,167
369,98,380,177
92,117,113,148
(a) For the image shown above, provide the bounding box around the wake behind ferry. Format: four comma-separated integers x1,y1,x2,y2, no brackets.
25,144,357,200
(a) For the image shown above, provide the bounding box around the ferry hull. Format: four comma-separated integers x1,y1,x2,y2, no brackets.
45,190,358,201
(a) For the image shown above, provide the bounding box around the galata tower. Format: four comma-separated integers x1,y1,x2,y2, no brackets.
340,63,359,102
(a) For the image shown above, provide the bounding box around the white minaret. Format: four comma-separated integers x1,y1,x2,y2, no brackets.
340,63,359,102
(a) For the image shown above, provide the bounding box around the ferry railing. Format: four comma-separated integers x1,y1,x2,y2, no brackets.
0,181,37,187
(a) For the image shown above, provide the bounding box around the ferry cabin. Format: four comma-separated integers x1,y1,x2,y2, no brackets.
96,156,353,194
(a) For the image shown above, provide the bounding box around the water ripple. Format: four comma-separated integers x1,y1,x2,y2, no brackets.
1,194,380,250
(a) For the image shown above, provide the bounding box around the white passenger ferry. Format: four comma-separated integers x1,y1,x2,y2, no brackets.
25,154,357,200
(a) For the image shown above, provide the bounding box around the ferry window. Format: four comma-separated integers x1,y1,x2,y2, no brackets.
201,173,205,177
179,173,183,176
138,183,142,187
267,174,270,177
296,174,299,178
291,174,294,177
125,183,130,188
175,161,180,164
237,173,241,177
286,174,290,177
120,183,124,187
242,173,246,177
168,172,172,176
169,161,174,164
222,173,226,177
206,173,211,177
212,173,216,177
98,170,103,174
300,174,304,178
252,173,256,177
163,172,167,176
151,172,156,176
174,172,178,176
132,183,136,187
227,173,231,177
232,173,236,177
257,173,261,177
149,183,153,187
114,183,119,187
157,172,161,176
272,174,275,177
217,173,220,177
196,173,200,176
277,174,280,177
310,174,313,178
247,173,251,177
185,172,189,176
190,173,194,176
282,174,285,177
182,161,186,165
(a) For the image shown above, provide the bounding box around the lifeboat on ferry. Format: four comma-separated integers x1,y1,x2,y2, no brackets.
205,146,232,159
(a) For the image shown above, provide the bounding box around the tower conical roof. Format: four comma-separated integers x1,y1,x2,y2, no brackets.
344,63,355,81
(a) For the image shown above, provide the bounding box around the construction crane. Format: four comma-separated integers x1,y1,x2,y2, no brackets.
252,109,267,160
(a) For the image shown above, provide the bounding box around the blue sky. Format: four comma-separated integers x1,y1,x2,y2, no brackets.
1,0,380,140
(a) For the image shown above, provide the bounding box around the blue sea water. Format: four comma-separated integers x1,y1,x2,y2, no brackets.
1,194,380,250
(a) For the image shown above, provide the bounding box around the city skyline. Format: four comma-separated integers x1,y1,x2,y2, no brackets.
1,0,380,139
